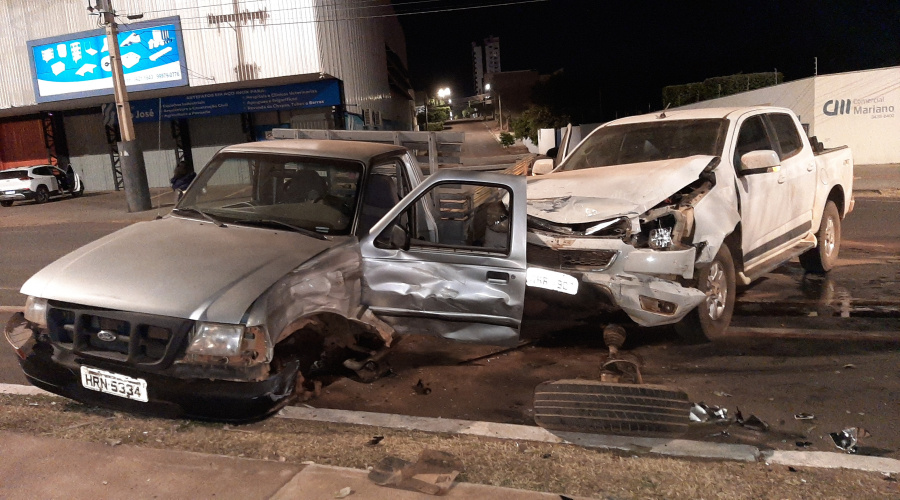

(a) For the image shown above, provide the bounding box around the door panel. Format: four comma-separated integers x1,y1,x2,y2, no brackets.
767,113,815,235
360,170,527,346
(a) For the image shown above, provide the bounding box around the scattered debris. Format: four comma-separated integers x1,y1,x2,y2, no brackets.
367,435,384,446
689,402,729,422
105,438,122,447
707,430,731,438
883,473,897,482
368,449,462,495
788,466,798,472
795,441,813,448
414,379,432,395
829,427,871,454
794,413,815,420
735,408,769,432
335,486,353,498
842,364,857,370
713,391,733,398
542,453,552,459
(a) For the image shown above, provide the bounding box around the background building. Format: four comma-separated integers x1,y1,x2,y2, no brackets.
471,36,500,94
0,0,414,191
674,66,899,165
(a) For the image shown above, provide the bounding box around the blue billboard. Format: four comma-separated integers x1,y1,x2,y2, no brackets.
130,79,343,122
27,17,188,103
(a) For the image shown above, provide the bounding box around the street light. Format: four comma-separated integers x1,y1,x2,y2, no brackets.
484,83,491,93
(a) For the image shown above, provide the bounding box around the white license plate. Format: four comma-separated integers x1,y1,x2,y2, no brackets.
80,366,148,402
526,267,579,295
4,190,14,195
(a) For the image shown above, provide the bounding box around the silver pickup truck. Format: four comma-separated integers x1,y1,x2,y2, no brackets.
526,106,854,342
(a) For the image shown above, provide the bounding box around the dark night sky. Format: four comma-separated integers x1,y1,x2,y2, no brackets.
393,0,900,122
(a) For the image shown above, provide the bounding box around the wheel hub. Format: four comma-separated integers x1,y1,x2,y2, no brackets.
823,217,836,257
704,261,727,320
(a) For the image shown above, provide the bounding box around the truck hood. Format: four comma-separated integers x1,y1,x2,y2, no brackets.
526,155,715,224
21,217,340,324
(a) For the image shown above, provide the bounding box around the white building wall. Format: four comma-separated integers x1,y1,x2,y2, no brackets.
674,67,899,164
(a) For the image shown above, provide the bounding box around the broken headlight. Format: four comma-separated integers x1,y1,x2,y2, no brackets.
636,213,679,250
648,227,674,250
187,322,245,357
23,296,49,328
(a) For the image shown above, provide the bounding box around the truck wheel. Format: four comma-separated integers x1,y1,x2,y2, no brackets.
799,200,840,274
674,243,735,343
34,186,50,204
72,181,85,197
0,201,12,207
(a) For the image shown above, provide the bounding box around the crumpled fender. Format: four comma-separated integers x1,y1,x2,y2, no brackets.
691,168,740,265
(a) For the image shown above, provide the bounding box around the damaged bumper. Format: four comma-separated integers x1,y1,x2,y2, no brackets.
527,232,706,326
5,313,298,422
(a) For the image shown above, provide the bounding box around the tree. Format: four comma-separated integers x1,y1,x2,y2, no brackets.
499,132,515,148
509,105,568,144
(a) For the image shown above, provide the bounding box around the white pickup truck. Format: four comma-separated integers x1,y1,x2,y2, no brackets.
526,106,854,342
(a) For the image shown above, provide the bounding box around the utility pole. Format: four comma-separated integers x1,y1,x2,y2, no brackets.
97,0,151,212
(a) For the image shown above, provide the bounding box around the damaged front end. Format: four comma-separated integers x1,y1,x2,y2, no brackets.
526,157,724,326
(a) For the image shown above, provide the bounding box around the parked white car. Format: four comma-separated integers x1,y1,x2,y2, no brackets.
0,165,84,207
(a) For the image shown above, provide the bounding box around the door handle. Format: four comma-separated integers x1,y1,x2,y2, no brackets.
486,271,510,284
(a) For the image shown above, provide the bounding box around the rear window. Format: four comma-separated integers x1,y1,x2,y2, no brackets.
0,170,27,180
767,113,805,160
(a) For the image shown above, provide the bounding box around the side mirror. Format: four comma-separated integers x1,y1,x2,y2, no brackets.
390,224,410,250
531,158,554,176
739,150,780,175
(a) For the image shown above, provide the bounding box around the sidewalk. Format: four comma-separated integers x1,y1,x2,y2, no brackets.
0,431,582,500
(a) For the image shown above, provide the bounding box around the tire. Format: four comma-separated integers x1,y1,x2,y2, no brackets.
34,185,50,204
533,380,691,436
72,181,85,198
799,200,840,274
0,200,12,207
674,242,736,343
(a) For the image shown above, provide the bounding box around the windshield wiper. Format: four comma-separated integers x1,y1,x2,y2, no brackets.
237,219,328,240
173,207,227,227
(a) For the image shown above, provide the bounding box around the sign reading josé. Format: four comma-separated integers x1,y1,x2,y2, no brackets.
27,17,188,103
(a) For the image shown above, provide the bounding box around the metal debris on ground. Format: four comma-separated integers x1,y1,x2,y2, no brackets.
735,408,769,432
883,473,897,482
414,379,432,395
368,449,462,495
842,363,857,369
713,391,733,397
830,427,871,454
795,441,813,448
794,412,815,420
366,435,384,446
334,486,353,498
689,402,729,422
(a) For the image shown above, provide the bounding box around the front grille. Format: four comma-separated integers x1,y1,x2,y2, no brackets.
46,301,192,370
528,244,618,271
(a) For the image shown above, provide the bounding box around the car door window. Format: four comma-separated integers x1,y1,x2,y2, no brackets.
33,167,52,176
733,115,773,168
766,113,804,160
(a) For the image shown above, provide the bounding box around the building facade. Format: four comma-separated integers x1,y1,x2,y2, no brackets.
675,66,899,165
0,0,414,191
471,36,500,95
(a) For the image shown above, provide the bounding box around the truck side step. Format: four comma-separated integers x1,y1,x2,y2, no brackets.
533,380,691,437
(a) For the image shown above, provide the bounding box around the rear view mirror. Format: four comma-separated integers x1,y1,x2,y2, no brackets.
531,158,554,176
739,150,780,175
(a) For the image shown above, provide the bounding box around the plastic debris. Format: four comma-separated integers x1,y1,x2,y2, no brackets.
883,472,897,482
414,379,432,395
842,363,857,369
368,449,462,495
829,427,871,454
367,435,384,446
794,413,815,420
689,402,729,422
335,486,353,498
735,408,769,432
713,391,733,398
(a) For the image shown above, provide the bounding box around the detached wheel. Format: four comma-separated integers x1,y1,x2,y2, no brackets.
0,201,12,207
675,242,736,343
799,200,840,274
34,185,50,204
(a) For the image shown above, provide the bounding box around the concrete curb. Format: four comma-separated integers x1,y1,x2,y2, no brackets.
3,383,898,474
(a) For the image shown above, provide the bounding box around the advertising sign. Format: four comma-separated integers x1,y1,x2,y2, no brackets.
27,17,188,103
130,79,343,122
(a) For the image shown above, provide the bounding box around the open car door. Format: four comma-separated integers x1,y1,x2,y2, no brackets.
359,170,527,346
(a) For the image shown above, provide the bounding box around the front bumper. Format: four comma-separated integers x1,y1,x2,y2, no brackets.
5,314,298,422
527,232,706,326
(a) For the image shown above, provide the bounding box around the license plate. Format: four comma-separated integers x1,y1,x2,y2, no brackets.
4,190,13,195
80,366,148,402
526,267,579,295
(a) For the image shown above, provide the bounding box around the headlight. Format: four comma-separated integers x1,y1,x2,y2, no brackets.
648,227,674,250
186,322,245,357
23,296,49,327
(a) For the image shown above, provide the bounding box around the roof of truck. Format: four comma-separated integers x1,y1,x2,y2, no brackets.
606,106,794,125
220,139,408,163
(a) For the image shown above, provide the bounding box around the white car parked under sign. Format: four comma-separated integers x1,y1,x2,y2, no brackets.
0,165,84,207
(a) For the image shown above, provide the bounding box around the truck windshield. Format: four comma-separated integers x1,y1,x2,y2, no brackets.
560,118,728,171
176,152,364,235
